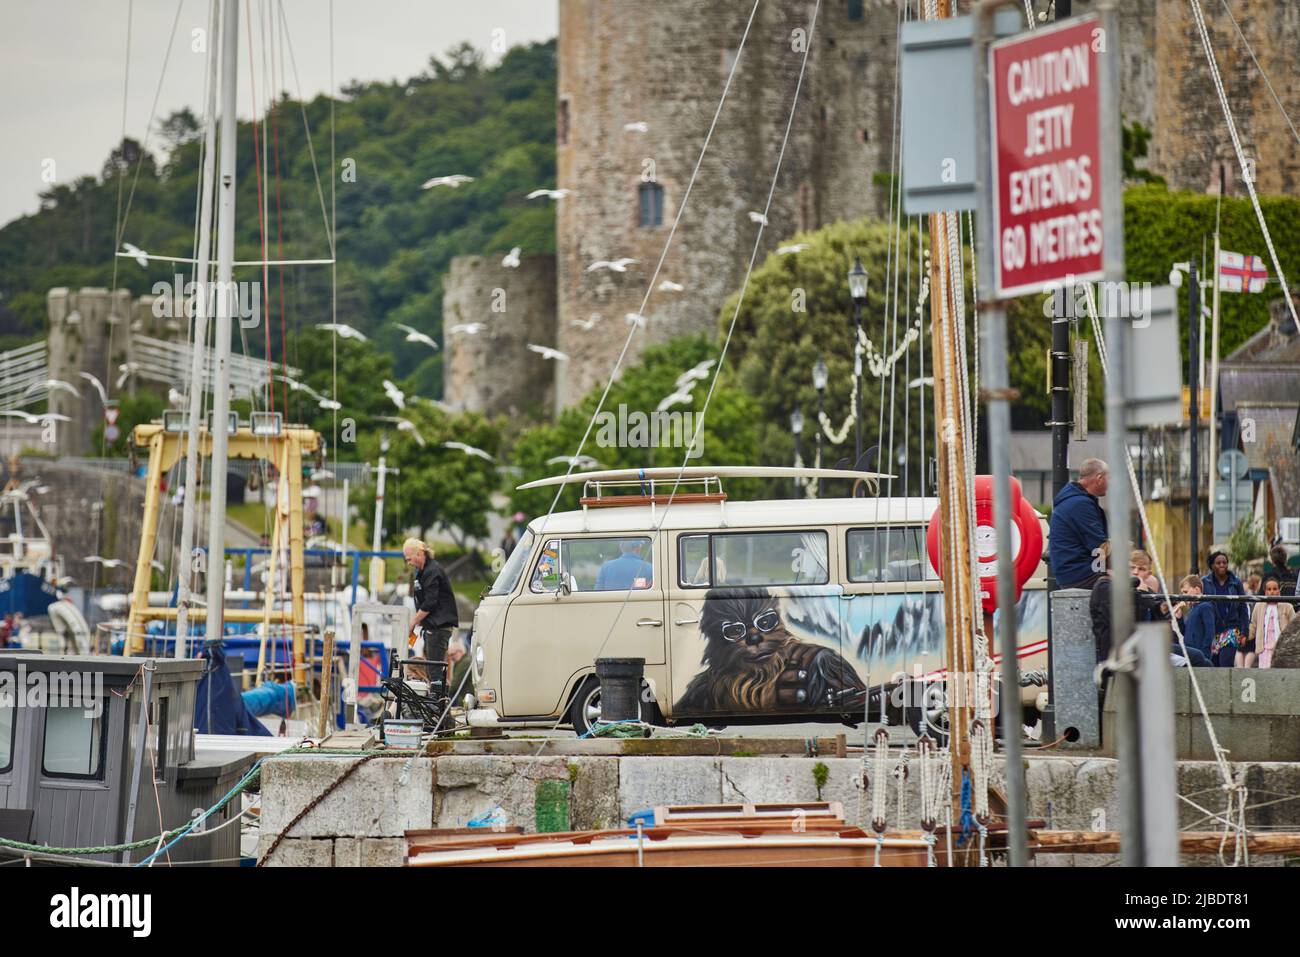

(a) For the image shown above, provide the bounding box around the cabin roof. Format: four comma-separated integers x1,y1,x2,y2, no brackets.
528,496,941,536
0,653,204,678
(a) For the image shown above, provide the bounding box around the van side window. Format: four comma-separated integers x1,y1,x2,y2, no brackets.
847,526,935,582
710,531,828,587
531,537,654,593
679,535,712,587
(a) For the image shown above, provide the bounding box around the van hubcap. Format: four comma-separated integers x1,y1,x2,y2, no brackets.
581,684,643,731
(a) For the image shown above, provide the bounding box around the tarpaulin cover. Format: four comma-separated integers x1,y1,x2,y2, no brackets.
194,643,272,736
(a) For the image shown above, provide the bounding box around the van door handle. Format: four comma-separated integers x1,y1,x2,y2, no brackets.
636,618,663,627
673,616,699,626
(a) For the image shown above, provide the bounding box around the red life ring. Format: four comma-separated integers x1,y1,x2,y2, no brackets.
926,475,1043,613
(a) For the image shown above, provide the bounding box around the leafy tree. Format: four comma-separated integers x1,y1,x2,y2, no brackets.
508,335,764,518
353,402,503,548
0,39,558,400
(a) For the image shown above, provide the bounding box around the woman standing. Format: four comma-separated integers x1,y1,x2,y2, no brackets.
1250,577,1296,668
1202,551,1251,667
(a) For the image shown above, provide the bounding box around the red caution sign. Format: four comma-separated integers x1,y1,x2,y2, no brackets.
990,14,1104,298
926,476,1043,614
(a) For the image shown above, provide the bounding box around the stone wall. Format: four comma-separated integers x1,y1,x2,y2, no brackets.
256,751,1300,866
551,0,1179,408
441,254,557,417
555,0,899,407
1152,0,1300,196
45,286,189,456
46,288,131,457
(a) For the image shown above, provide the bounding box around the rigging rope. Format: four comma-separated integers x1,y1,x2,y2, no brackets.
1081,283,1245,857
1188,0,1299,334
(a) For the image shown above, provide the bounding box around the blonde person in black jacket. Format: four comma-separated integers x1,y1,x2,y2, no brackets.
403,538,458,685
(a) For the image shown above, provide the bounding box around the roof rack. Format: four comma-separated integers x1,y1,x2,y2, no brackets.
579,474,727,509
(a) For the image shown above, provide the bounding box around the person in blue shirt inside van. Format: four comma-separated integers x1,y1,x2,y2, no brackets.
595,540,653,591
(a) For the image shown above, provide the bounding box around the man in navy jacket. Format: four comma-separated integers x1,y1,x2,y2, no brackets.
1049,458,1110,589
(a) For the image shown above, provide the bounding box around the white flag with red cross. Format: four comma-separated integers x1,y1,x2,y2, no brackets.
1218,250,1269,293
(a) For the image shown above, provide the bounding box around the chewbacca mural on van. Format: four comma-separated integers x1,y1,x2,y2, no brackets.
674,587,866,715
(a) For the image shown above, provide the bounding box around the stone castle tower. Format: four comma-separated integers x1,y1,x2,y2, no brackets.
444,0,1300,416
442,254,557,416
46,287,187,456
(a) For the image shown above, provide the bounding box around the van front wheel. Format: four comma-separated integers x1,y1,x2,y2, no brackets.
568,677,663,738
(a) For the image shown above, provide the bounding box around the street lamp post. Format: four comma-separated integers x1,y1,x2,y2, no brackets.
813,357,828,497
790,405,804,497
848,256,869,470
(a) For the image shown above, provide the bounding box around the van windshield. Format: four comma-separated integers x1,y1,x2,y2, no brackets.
488,530,535,596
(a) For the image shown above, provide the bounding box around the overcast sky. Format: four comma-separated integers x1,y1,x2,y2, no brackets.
0,0,558,228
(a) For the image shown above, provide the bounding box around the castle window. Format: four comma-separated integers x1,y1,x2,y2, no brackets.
638,182,664,227
558,98,570,146
847,0,864,21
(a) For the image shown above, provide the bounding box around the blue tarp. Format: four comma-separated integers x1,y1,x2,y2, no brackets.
194,644,273,736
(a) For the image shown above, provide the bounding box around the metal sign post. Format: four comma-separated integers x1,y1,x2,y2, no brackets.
976,0,1125,866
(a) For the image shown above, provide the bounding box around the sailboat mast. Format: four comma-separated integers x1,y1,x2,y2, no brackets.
204,0,239,647
923,0,978,861
174,0,221,659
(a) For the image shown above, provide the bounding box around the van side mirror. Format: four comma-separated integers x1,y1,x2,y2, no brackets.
554,573,573,600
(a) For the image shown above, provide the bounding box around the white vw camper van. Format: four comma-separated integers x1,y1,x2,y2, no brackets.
469,467,1048,737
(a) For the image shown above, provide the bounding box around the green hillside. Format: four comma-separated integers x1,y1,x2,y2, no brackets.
0,40,556,400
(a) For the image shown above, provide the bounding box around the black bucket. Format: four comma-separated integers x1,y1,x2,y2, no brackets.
595,657,644,723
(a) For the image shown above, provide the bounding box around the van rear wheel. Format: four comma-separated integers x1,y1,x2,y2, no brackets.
568,676,663,738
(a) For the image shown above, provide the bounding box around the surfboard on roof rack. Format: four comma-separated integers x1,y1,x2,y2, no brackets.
515,465,894,490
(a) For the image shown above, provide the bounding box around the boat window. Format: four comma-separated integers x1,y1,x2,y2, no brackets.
709,531,828,587
151,697,168,782
847,526,936,582
42,694,106,780
0,697,13,774
530,537,655,593
488,530,535,596
678,534,712,587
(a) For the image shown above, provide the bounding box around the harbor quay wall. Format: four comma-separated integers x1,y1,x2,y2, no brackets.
255,752,1300,866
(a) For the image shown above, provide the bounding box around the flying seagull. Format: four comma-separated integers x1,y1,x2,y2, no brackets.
675,359,716,389
587,258,639,273
908,376,935,390
448,323,485,335
84,556,126,569
526,344,569,362
377,416,426,447
395,324,439,350
623,121,649,133
318,398,342,411
656,389,695,413
569,314,602,331
547,454,602,469
0,410,71,424
382,379,406,409
79,372,108,405
114,362,141,390
527,188,574,200
658,280,684,292
22,378,79,399
624,312,647,329
748,211,768,226
121,242,149,268
442,441,494,461
777,243,809,255
502,247,522,269
422,174,474,189
315,322,367,341
274,374,327,403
